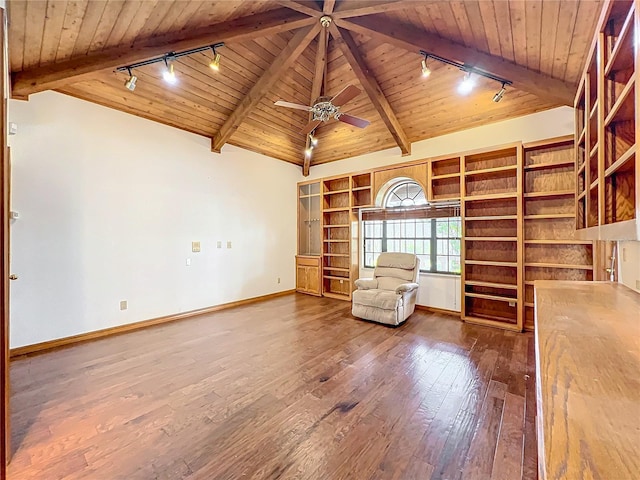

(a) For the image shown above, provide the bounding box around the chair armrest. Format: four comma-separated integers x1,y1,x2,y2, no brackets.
355,278,378,290
395,282,419,294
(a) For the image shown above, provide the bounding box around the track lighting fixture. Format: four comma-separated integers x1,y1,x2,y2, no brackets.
309,133,318,147
458,72,475,95
163,57,177,84
209,46,221,71
124,68,137,91
117,42,224,91
418,50,511,100
305,146,314,157
420,53,431,78
493,83,507,103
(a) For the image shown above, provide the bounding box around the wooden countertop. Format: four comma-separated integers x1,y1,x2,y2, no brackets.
534,281,640,480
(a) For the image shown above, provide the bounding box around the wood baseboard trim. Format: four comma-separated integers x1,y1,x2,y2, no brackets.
416,305,462,318
10,289,295,358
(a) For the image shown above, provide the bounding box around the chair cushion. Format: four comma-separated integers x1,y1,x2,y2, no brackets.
376,276,407,291
352,288,401,310
375,267,415,282
376,252,417,270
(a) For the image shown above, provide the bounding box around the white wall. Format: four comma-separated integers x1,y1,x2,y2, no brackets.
8,91,299,348
619,241,640,292
303,107,575,312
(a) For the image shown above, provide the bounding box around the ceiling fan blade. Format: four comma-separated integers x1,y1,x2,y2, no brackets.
301,119,323,135
274,100,312,111
337,113,370,129
330,84,361,107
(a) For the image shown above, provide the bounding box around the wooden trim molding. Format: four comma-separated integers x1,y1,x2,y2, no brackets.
10,290,295,358
415,305,461,318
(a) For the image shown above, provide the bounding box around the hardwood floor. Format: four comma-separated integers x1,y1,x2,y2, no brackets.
8,293,537,480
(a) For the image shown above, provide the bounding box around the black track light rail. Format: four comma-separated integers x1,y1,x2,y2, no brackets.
419,50,512,87
116,42,225,73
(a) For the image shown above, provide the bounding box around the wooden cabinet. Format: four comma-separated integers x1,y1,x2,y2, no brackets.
298,180,321,256
295,256,321,296
461,143,523,331
575,0,639,240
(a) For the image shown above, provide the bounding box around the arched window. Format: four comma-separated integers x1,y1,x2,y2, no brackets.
363,181,461,274
384,181,427,208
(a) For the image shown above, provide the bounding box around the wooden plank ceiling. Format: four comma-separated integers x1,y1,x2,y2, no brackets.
7,0,602,171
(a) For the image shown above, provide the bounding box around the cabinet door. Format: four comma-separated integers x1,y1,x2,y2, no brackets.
306,266,320,295
296,265,308,292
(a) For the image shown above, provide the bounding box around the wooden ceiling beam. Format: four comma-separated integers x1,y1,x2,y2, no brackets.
336,16,575,105
333,1,412,19
303,25,329,176
211,24,320,153
276,1,323,17
12,8,316,97
330,24,411,156
323,0,336,15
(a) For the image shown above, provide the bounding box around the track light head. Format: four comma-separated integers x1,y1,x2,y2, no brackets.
421,59,431,78
458,72,475,95
309,133,318,147
493,84,507,103
305,146,314,157
124,68,137,91
163,58,177,84
209,48,221,71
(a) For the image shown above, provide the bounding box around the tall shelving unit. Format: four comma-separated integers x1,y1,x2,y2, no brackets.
427,156,462,202
296,180,322,296
576,0,639,239
522,137,595,330
461,144,523,331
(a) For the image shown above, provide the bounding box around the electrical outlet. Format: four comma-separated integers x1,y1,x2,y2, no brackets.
217,241,222,249
192,241,201,253
277,277,281,284
120,300,127,310
227,241,232,249
186,258,191,266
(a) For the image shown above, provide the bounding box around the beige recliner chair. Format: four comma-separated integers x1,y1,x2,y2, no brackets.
352,252,420,326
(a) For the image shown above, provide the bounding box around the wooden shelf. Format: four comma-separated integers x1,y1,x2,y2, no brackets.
465,215,518,221
604,144,635,177
577,128,586,146
351,186,371,192
323,188,350,195
463,315,520,332
324,253,349,257
524,239,592,245
577,190,586,201
323,266,349,272
322,207,350,213
524,160,575,171
589,102,598,120
589,142,598,158
524,213,575,220
464,280,518,290
465,237,517,242
299,193,321,199
431,172,461,180
322,291,350,301
464,192,518,201
525,262,594,270
464,260,517,267
604,5,635,77
323,275,349,280
464,165,517,176
590,179,598,190
323,224,349,228
465,292,517,303
323,239,349,243
524,302,534,308
577,162,585,174
604,76,635,126
524,190,574,199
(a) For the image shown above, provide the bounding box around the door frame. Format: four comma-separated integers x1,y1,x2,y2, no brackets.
1,4,9,479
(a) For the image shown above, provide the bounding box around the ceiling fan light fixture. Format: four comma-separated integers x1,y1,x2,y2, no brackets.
493,84,507,103
458,72,475,95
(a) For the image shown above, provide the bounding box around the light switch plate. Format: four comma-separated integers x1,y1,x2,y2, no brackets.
192,241,201,253
227,241,232,249
120,300,127,310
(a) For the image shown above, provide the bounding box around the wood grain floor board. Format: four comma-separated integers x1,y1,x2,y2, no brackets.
9,293,536,479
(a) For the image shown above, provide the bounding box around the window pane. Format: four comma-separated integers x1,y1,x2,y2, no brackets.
384,181,427,208
365,253,374,267
449,218,461,237
449,257,461,273
419,255,430,270
436,256,448,272
405,221,415,237
437,239,448,255
436,219,448,237
449,239,460,256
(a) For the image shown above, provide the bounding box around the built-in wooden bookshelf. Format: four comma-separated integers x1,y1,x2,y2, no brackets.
427,156,461,202
296,180,322,296
522,137,596,330
461,143,523,331
576,0,638,240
